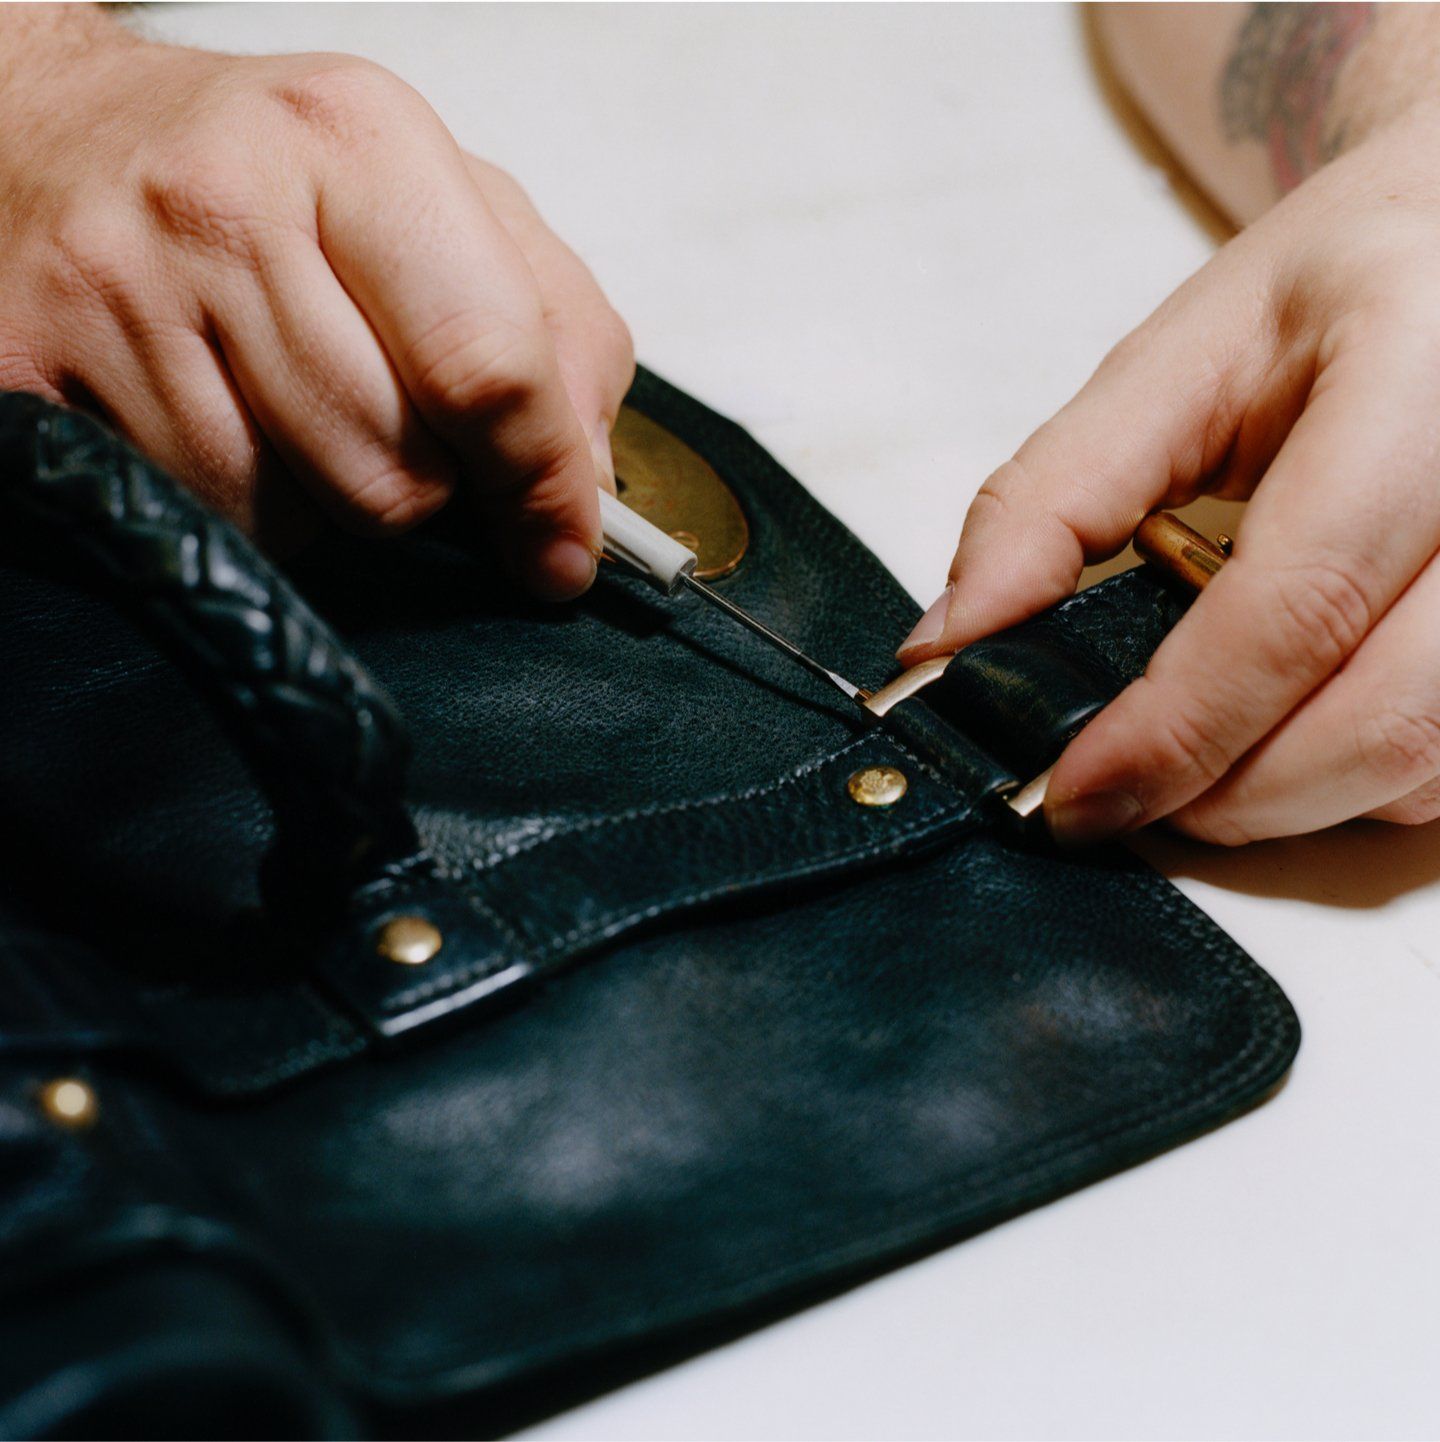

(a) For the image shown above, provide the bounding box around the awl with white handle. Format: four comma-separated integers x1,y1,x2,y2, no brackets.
598,490,868,704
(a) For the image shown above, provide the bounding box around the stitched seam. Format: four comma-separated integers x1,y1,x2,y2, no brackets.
205,1030,367,1096
538,797,977,954
390,772,979,1011
471,734,878,871
368,938,1294,1390
344,756,1298,1384
880,730,997,796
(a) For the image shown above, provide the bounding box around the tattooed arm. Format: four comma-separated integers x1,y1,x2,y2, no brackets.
1099,3,1382,222
900,3,1440,845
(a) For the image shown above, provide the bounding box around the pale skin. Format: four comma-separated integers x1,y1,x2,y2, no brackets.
7,5,1439,848
899,2,1440,845
0,4,633,597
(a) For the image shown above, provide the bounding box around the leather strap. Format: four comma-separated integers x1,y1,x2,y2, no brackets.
877,566,1191,807
0,393,421,914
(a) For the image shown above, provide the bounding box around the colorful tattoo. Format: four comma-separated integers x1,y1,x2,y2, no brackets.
1221,2,1376,191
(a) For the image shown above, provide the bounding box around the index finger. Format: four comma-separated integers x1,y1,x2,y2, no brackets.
311,98,601,599
896,272,1278,662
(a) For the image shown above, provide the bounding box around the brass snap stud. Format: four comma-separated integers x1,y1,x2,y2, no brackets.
375,915,444,966
37,1077,98,1131
846,765,908,808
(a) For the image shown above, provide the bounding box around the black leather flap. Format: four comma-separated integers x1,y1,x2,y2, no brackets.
0,370,1009,1092
0,372,1300,1434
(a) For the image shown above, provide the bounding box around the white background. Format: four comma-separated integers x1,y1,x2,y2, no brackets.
145,6,1440,1437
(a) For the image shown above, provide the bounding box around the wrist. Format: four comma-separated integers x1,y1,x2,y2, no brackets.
0,5,141,109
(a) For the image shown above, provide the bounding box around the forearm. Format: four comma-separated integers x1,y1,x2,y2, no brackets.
1095,2,1440,225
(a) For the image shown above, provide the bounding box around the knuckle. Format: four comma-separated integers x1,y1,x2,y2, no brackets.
141,165,270,262
966,480,1010,528
1355,705,1440,790
471,158,530,208
181,458,261,530
408,311,548,417
1094,324,1149,378
341,461,454,535
1376,779,1440,827
597,307,635,373
1267,561,1374,671
0,344,56,397
501,458,591,525
972,457,1032,515
271,55,414,142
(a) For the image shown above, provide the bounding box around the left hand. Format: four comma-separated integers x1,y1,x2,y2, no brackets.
898,103,1440,846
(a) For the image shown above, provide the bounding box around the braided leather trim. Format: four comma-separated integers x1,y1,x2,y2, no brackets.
0,392,418,913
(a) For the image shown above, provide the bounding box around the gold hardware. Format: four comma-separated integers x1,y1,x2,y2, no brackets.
610,407,750,580
846,765,908,807
1216,533,1234,556
1002,764,1053,821
861,653,952,719
37,1077,98,1130
375,915,443,966
1134,513,1228,591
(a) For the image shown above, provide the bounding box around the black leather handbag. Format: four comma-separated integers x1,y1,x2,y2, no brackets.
0,369,1298,1439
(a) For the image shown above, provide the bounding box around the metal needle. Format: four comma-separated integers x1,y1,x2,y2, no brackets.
597,488,868,706
677,571,868,705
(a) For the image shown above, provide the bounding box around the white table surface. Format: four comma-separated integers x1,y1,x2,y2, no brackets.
145,6,1440,1438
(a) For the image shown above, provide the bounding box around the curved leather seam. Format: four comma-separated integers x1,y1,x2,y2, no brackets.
346,877,1298,1392
385,930,1293,1389
538,792,975,956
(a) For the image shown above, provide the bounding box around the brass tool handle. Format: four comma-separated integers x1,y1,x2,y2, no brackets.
1133,513,1230,591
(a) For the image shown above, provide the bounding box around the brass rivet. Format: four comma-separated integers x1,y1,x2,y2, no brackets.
1216,532,1234,556
375,915,443,966
38,1077,98,1130
846,765,908,808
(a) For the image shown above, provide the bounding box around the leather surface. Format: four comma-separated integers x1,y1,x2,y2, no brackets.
0,398,417,914
0,371,1299,1436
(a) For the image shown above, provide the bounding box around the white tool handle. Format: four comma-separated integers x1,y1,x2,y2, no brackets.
599,489,697,593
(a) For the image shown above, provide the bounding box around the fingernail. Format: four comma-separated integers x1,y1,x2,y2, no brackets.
520,531,598,602
897,585,953,659
1046,790,1144,847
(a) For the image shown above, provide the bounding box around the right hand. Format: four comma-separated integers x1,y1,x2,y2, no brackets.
0,13,633,597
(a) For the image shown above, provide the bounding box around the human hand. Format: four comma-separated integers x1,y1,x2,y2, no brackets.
0,9,632,597
898,104,1440,845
